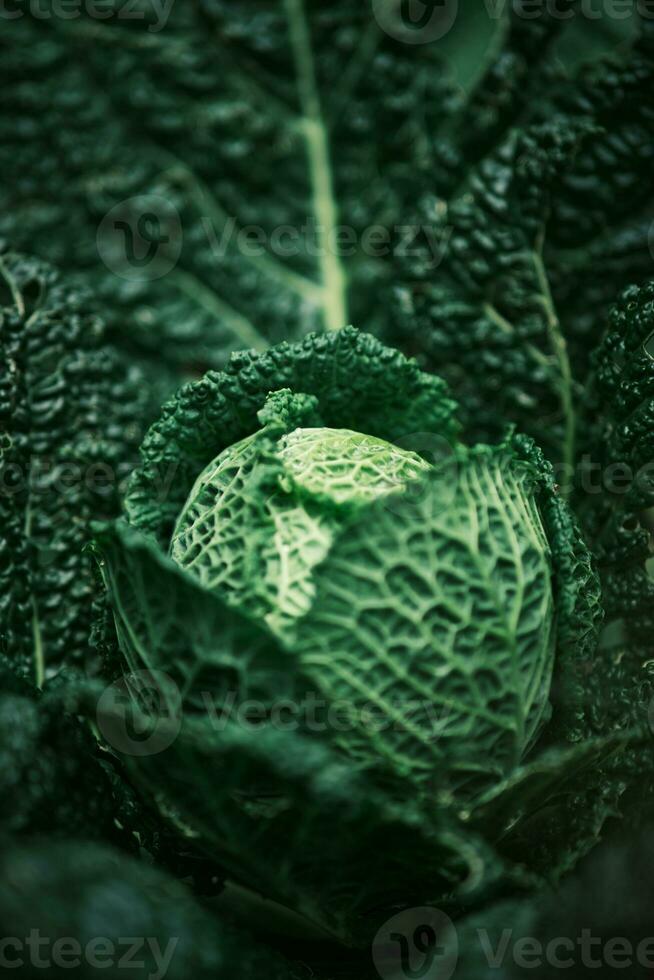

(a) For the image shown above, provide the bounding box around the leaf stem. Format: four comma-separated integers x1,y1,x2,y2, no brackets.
285,0,348,331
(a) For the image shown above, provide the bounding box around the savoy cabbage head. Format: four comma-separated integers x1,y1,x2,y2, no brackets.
94,327,615,943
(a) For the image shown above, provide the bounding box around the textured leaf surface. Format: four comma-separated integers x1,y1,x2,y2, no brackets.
388,122,584,465
572,283,654,747
1,3,636,396
0,1,466,383
125,327,459,542
387,20,654,465
469,732,638,881
96,521,505,946
99,329,610,923
170,420,431,639
0,248,145,679
96,518,291,711
128,713,506,946
544,37,654,382
580,283,654,657
294,446,556,796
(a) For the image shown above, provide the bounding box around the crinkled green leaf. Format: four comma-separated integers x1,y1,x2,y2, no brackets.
1,2,637,398
0,247,145,679
388,26,654,464
292,445,556,798
97,327,612,931
129,714,506,947
169,409,433,640
544,38,654,381
508,435,602,734
94,520,507,946
573,282,654,739
96,518,290,708
469,731,639,880
125,326,459,542
431,0,581,194
388,121,585,465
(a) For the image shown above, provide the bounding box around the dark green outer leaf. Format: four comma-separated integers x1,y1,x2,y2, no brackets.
388,26,654,461
0,838,298,979
468,731,636,881
545,41,654,381
0,247,145,679
576,281,654,716
450,827,654,979
551,281,654,849
387,120,587,465
94,519,507,946
0,657,124,844
431,0,580,195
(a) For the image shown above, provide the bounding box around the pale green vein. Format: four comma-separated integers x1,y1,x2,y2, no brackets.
31,600,44,689
24,452,44,687
170,269,267,352
0,255,25,317
153,150,323,305
483,301,552,369
533,235,576,480
5,281,47,687
284,0,348,332
60,20,322,314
